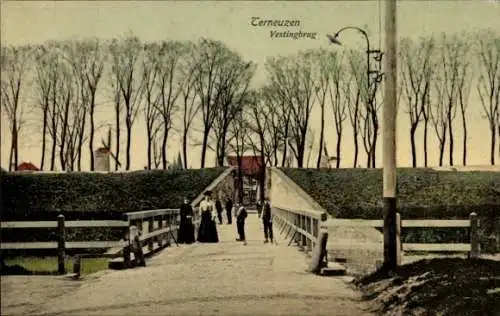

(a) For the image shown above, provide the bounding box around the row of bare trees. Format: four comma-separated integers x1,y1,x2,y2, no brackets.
1,30,499,173
401,30,500,168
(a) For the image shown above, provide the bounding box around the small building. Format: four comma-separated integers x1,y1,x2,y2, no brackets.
94,147,111,172
17,162,40,172
226,155,264,206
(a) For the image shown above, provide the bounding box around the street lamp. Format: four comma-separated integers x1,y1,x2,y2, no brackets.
327,27,384,97
327,19,400,273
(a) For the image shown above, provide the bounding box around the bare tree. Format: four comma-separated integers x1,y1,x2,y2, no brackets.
328,51,347,168
109,35,144,170
227,109,249,203
431,72,448,167
193,39,236,168
311,49,332,169
211,55,255,167
266,51,316,168
456,37,473,166
439,33,466,166
399,36,435,167
1,45,32,171
477,30,500,165
142,42,161,170
345,50,364,168
59,38,105,170
155,41,186,169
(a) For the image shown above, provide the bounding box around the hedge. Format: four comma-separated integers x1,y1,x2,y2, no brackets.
281,168,500,249
1,168,226,246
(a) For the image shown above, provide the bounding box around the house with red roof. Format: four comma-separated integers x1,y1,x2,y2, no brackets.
16,162,40,172
226,155,265,206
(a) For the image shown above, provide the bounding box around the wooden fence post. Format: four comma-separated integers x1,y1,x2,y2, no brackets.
396,212,401,266
123,225,132,268
148,218,154,252
308,228,329,274
73,255,81,278
469,212,480,258
57,214,66,275
158,216,164,248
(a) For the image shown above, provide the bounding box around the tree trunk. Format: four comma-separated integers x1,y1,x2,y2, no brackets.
200,129,210,168
281,124,289,167
316,104,325,169
147,128,152,170
259,134,266,202
448,113,454,166
40,109,48,171
125,117,132,171
371,123,378,168
89,94,96,171
115,112,120,171
423,119,428,167
336,131,342,168
461,111,467,166
182,129,188,169
410,125,418,167
161,125,169,169
353,131,359,168
491,126,496,165
50,113,57,171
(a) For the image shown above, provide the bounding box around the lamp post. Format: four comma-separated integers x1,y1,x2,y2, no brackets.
327,27,384,100
327,12,399,273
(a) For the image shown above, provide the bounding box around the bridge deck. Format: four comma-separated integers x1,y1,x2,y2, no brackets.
2,214,373,316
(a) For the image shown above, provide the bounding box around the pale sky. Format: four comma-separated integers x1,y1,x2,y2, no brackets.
1,0,500,170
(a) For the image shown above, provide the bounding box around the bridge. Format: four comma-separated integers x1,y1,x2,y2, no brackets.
1,167,487,315
2,213,372,316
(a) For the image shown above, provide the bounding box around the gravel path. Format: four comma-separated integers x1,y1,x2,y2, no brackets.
2,214,373,316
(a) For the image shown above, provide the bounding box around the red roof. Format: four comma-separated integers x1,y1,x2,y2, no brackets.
17,162,39,171
96,147,110,154
227,155,263,177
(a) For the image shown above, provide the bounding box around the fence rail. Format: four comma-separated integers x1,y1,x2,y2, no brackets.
320,212,480,257
1,209,182,277
271,206,327,253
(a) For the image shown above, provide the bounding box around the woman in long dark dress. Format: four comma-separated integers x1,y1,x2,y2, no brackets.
196,191,219,243
178,198,195,244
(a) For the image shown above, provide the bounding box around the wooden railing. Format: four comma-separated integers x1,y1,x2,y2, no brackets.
1,209,182,277
1,215,129,275
272,207,328,253
118,208,180,269
309,212,481,271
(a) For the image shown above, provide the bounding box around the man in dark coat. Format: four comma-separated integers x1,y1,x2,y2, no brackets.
235,204,248,245
178,197,195,244
215,198,223,224
225,197,233,224
261,197,273,243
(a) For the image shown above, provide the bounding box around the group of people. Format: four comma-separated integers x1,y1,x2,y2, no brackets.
176,190,274,245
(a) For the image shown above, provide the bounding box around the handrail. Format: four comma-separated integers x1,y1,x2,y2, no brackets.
271,206,327,254
123,209,179,221
310,212,481,274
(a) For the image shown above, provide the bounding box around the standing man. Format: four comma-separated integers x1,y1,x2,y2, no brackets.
225,197,233,225
215,198,224,225
235,204,248,245
261,197,273,243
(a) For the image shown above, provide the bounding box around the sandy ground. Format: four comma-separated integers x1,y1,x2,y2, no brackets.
1,214,373,316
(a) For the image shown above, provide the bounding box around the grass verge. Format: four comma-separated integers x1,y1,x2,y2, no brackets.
2,256,109,276
355,257,500,315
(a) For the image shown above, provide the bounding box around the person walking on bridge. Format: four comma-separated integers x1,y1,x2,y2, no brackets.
197,191,219,243
178,197,195,244
260,197,273,244
215,198,224,225
235,203,248,245
225,197,233,225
